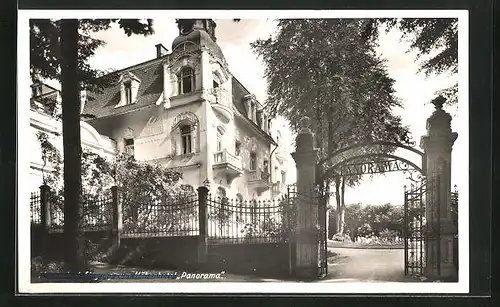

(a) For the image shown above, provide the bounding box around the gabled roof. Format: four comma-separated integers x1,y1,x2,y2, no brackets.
232,77,277,146
82,58,164,119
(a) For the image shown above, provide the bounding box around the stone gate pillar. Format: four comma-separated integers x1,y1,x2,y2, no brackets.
420,96,458,280
291,117,319,279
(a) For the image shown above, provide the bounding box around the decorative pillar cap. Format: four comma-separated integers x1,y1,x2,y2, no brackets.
430,95,446,110
202,178,211,189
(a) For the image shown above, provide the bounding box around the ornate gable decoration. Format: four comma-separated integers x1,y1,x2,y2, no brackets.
119,71,140,84
207,46,228,70
171,111,199,130
168,42,201,68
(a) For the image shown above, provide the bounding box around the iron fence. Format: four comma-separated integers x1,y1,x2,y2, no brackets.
30,191,41,224
206,194,295,244
30,190,114,232
121,192,199,238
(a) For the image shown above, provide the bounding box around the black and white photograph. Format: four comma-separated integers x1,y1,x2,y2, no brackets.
17,10,468,294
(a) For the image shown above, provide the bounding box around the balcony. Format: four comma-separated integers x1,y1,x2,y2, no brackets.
206,88,233,123
213,149,243,184
272,182,286,196
247,169,271,195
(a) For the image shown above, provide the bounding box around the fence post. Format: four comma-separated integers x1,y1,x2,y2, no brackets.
39,184,51,258
39,184,51,229
197,186,209,264
111,186,122,249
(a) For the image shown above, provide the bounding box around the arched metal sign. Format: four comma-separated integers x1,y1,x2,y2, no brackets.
318,141,426,180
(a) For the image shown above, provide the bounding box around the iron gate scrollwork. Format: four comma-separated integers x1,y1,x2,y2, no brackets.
404,174,440,277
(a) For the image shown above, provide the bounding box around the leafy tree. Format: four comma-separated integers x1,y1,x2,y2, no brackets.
30,19,154,273
251,19,412,234
363,18,458,104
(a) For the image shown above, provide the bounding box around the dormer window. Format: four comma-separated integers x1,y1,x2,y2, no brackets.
117,72,140,108
178,67,194,95
124,81,132,104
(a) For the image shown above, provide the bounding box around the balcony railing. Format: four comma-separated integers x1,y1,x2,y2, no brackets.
213,149,242,168
248,169,270,182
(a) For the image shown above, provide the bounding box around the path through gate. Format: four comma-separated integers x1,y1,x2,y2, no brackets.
290,97,457,280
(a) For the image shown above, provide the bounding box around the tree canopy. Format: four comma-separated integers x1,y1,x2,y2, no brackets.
251,19,415,234
251,19,412,179
30,18,155,273
363,18,458,104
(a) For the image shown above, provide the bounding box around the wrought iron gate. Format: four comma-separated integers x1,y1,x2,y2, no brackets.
286,185,328,279
316,192,328,278
403,174,440,276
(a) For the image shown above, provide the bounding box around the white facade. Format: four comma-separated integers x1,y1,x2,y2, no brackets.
31,20,295,201
29,106,117,193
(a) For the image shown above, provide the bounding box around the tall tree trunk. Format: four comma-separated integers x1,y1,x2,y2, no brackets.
60,19,86,273
334,176,341,234
339,176,346,234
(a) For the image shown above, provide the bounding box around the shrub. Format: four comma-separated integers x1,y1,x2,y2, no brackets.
379,228,399,241
357,223,372,237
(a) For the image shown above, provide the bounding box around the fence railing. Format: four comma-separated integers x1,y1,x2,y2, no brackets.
30,191,41,224
30,184,299,243
121,193,199,238
36,190,114,232
206,194,295,244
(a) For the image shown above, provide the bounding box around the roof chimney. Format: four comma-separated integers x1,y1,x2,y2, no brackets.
155,44,168,58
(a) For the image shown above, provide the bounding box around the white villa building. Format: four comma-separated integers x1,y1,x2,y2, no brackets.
29,19,294,201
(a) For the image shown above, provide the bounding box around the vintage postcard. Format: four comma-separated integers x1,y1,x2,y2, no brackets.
17,9,469,294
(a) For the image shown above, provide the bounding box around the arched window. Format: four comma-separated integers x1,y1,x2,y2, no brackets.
178,67,194,94
171,112,199,156
180,124,192,154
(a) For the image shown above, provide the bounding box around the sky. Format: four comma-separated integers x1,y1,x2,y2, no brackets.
46,18,466,206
